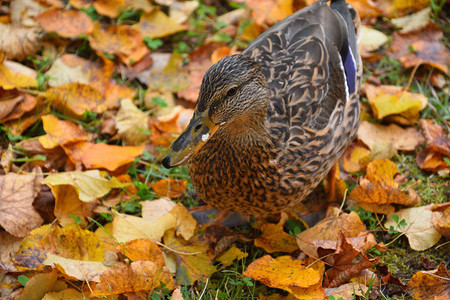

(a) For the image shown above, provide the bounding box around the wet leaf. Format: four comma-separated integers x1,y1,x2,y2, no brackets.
38,114,89,149
35,8,93,38
385,206,442,251
43,253,108,282
408,264,449,299
115,98,150,146
254,223,299,253
151,179,187,198
135,9,185,39
93,260,174,296
243,255,325,299
0,169,44,237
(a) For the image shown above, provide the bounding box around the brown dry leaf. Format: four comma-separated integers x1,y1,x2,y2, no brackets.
247,0,293,27
112,210,175,243
163,228,217,285
114,98,150,146
216,245,248,268
89,22,148,64
38,114,89,149
43,253,108,282
296,211,365,258
0,231,23,272
243,255,325,299
80,143,144,171
312,234,377,254
387,22,450,75
35,8,93,38
433,207,450,239
0,169,44,237
254,223,299,253
322,232,378,288
0,23,41,60
408,264,450,300
45,83,104,119
147,53,190,92
365,84,427,125
119,239,165,266
385,206,442,251
18,270,66,300
42,170,128,202
135,8,185,39
416,149,449,173
357,121,425,151
93,260,174,296
341,141,371,173
0,89,37,123
0,60,37,90
325,282,368,300
15,224,105,270
177,42,223,102
42,288,84,300
151,179,187,198
419,119,450,157
170,203,198,240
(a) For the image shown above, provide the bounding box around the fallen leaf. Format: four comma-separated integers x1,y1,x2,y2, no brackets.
385,206,442,251
42,170,128,202
118,239,165,266
243,255,325,299
115,98,150,145
419,119,450,157
42,288,84,300
0,60,37,90
0,89,37,123
151,179,187,198
365,84,427,125
341,141,371,173
216,245,248,267
170,203,198,240
80,143,144,171
391,7,431,33
322,232,378,288
387,22,450,75
147,52,190,93
0,23,41,60
312,234,377,254
135,8,185,39
18,271,66,300
359,25,388,53
93,260,174,296
416,149,449,173
325,282,368,300
408,264,450,300
43,253,108,282
141,198,177,223
163,229,217,285
94,0,125,17
296,211,365,258
35,8,93,38
169,1,199,24
0,169,44,237
433,207,450,239
89,22,148,64
211,46,238,64
38,114,88,149
247,0,293,27
0,231,23,272
254,223,299,253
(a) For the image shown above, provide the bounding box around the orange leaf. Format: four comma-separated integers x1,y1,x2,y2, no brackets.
0,61,37,90
243,255,325,298
416,148,449,173
151,179,187,198
211,46,238,64
0,89,37,122
341,141,371,173
119,239,165,266
408,264,450,300
81,143,144,172
254,223,299,253
247,0,293,26
135,9,186,39
419,119,450,157
433,207,450,239
93,260,174,296
93,0,125,18
39,114,89,149
35,8,93,38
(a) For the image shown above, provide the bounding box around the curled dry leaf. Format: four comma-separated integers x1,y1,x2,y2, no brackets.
38,114,88,149
135,8,186,39
385,206,442,251
416,119,450,173
43,253,108,282
407,264,449,300
0,23,41,60
357,121,425,151
115,98,150,146
243,255,325,299
0,169,44,237
0,89,37,123
387,22,450,75
93,260,174,296
365,84,427,125
254,223,299,253
35,8,93,38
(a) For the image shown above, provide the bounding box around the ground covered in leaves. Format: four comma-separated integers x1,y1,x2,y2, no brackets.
0,0,449,299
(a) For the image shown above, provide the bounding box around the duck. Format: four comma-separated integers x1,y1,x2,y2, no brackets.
161,0,362,214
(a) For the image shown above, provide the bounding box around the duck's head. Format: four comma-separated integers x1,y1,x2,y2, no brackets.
161,54,270,168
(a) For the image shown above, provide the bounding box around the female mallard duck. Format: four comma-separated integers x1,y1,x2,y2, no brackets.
162,0,362,214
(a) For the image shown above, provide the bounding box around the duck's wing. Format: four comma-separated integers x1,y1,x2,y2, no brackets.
242,0,361,187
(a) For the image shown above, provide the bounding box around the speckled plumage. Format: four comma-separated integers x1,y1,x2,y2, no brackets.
163,0,362,214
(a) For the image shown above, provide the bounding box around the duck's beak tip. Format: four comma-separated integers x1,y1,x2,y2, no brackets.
161,155,172,169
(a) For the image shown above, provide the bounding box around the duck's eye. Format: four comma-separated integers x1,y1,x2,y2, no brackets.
227,87,237,96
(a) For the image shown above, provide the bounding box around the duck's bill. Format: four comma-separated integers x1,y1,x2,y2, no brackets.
161,110,219,168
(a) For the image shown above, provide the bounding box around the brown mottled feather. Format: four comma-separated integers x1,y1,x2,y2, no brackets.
185,1,362,214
